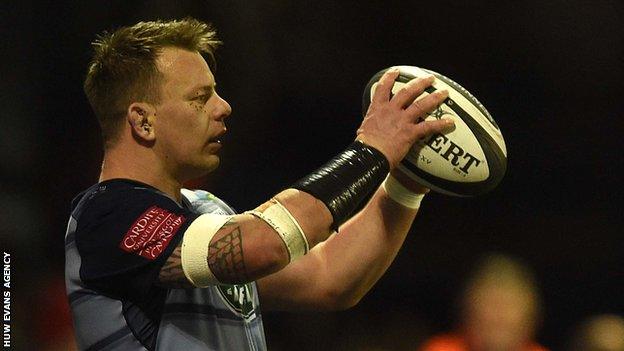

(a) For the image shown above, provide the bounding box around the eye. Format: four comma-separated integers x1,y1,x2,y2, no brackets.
195,94,211,103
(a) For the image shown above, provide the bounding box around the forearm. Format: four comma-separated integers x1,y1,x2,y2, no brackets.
320,186,418,304
257,184,421,310
226,140,391,283
226,166,391,283
163,142,389,288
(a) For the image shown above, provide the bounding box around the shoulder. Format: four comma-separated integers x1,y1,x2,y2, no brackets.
73,180,195,231
181,188,236,215
73,179,182,218
72,179,198,262
70,180,199,298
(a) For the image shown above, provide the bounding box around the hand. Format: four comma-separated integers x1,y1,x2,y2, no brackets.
356,68,454,169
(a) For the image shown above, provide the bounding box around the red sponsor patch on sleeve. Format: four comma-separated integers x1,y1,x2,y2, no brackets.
119,206,186,260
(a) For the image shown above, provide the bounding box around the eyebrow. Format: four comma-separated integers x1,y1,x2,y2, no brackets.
187,84,216,98
198,84,216,93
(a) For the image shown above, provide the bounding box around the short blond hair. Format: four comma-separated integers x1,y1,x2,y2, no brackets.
84,18,221,147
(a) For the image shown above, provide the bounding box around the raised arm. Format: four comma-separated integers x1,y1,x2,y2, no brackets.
257,169,429,310
158,69,452,289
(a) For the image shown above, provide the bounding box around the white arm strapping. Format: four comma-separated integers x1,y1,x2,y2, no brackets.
181,213,233,287
246,200,309,262
382,174,425,209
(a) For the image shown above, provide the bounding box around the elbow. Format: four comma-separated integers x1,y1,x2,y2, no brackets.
320,286,364,311
264,240,290,274
245,229,290,279
332,297,361,311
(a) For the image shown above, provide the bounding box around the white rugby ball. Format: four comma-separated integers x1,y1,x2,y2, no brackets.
362,66,507,197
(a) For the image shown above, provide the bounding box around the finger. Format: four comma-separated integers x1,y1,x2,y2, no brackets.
391,75,435,108
405,89,449,120
371,68,400,104
411,118,455,141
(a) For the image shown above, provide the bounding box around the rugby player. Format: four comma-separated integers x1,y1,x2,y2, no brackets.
64,18,453,350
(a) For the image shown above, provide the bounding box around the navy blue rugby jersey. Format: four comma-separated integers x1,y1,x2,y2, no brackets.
64,179,266,351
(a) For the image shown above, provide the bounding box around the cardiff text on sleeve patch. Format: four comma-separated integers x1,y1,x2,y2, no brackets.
119,206,186,260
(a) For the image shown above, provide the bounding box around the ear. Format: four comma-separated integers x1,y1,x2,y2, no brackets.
127,102,156,142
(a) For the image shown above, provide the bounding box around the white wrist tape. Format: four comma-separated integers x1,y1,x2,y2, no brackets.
246,200,309,262
382,174,425,209
181,213,233,287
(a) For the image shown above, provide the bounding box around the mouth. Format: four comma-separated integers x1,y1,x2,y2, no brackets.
208,128,227,145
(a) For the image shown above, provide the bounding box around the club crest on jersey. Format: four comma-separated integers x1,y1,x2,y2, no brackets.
216,283,257,322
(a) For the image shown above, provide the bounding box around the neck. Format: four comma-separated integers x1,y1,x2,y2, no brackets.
99,144,183,202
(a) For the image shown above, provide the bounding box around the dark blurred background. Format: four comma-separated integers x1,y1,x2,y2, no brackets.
1,1,622,350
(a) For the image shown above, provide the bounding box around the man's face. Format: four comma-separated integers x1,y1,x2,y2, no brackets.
152,47,231,180
463,285,536,351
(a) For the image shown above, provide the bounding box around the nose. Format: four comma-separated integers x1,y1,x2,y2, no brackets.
214,93,232,121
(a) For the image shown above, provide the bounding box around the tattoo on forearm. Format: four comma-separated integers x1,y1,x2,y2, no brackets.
158,242,194,289
208,224,248,284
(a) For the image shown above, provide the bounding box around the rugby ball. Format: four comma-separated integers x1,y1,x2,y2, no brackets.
362,66,507,197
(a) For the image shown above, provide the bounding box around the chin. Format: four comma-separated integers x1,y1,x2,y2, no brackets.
199,155,220,174
180,157,220,181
